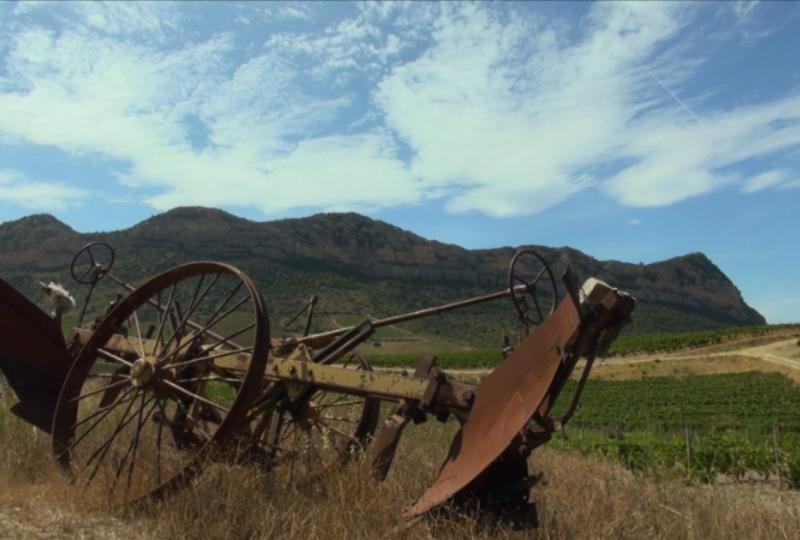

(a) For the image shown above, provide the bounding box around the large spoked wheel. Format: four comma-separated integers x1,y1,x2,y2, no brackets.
508,249,558,328
52,262,269,505
265,352,380,484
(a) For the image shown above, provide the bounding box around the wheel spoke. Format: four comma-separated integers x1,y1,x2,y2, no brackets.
64,387,138,455
172,398,213,442
166,280,244,359
132,309,146,357
531,293,544,322
84,391,143,483
529,266,547,288
121,395,158,494
176,376,243,384
163,294,250,363
155,398,167,485
111,393,146,492
153,283,178,354
168,273,219,347
79,266,95,283
164,299,185,354
131,397,158,489
512,274,527,285
97,348,133,367
312,418,354,441
161,379,230,415
318,414,358,423
169,346,253,370
204,281,244,329
316,400,363,410
69,378,130,403
314,392,348,408
206,322,255,351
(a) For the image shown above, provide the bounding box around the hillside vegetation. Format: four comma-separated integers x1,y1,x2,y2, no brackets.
0,207,765,347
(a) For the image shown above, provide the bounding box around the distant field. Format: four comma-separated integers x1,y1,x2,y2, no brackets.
551,429,800,487
607,324,800,356
364,324,800,368
549,371,800,487
552,372,800,434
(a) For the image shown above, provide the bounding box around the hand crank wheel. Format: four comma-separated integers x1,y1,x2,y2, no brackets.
70,241,116,285
508,249,558,327
51,262,269,505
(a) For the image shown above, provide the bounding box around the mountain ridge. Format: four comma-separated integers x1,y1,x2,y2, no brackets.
0,208,739,270
0,207,765,345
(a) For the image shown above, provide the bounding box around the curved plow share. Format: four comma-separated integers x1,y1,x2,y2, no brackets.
0,242,635,525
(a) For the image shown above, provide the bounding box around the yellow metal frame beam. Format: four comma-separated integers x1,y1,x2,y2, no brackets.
72,329,474,411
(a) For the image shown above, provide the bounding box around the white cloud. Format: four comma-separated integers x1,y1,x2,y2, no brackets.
271,4,315,22
733,0,760,21
262,9,417,85
778,179,800,190
144,130,419,213
742,169,793,193
74,2,182,39
0,2,797,218
605,96,800,205
0,12,419,215
377,3,800,214
13,1,182,39
0,169,87,210
377,3,693,216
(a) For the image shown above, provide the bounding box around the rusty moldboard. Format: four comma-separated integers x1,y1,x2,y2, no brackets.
405,295,582,517
0,278,74,432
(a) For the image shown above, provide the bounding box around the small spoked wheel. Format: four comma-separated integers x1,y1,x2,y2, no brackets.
265,352,380,483
508,249,558,328
51,262,269,505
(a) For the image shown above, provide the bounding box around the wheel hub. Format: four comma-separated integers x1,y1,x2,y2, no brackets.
130,356,157,387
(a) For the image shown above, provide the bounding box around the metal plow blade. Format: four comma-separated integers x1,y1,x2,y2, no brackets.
406,297,581,517
0,278,73,432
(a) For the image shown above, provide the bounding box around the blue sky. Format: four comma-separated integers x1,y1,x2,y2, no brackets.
0,1,798,322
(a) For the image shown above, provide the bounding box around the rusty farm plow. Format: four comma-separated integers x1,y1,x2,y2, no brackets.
0,242,635,524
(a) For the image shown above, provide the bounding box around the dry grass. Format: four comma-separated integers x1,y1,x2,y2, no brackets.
2,381,800,539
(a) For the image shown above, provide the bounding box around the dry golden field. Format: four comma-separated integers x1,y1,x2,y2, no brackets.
2,379,799,540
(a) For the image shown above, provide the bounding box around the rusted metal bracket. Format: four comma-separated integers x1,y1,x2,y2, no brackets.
371,407,411,480
370,353,446,478
418,368,446,419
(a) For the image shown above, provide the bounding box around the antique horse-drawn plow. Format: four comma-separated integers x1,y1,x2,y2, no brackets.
0,242,635,523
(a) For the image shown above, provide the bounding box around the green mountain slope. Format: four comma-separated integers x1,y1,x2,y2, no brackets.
0,207,765,347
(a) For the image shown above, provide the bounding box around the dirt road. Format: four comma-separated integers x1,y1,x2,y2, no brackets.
605,337,800,370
